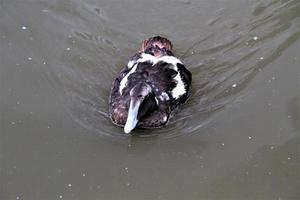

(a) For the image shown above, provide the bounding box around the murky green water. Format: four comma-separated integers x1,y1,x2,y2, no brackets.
1,0,299,199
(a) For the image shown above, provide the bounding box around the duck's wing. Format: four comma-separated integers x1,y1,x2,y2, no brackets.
109,53,156,125
109,55,141,125
149,60,192,107
138,109,170,128
173,63,192,105
109,65,131,125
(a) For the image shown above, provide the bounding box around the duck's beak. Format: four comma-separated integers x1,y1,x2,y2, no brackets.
124,98,141,134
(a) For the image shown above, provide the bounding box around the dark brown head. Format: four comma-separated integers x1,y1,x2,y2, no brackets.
140,36,173,57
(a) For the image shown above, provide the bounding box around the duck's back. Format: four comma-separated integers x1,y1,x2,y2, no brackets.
109,57,191,127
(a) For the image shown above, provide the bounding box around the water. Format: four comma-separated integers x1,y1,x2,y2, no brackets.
1,0,299,199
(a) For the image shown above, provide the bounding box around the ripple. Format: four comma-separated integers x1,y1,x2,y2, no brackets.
40,0,300,139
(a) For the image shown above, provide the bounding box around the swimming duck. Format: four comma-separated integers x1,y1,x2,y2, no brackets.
109,36,192,133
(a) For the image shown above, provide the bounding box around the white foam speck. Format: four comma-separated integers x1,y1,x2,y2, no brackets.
68,183,72,187
124,167,129,172
21,26,27,30
232,84,237,88
66,47,70,51
253,36,258,40
260,57,264,60
59,195,63,199
28,57,32,61
248,136,252,140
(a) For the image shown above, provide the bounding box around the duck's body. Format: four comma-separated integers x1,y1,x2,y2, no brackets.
109,36,192,133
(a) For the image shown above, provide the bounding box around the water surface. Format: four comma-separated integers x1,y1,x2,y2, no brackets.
1,0,299,199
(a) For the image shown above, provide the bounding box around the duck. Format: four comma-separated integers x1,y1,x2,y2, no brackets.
109,36,192,134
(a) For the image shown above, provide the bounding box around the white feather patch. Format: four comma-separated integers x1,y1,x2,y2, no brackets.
157,56,186,99
154,97,159,105
120,54,186,98
119,65,137,95
172,72,186,99
159,92,170,101
156,56,183,67
127,60,135,68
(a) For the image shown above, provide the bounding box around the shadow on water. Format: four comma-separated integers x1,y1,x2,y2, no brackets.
40,0,300,138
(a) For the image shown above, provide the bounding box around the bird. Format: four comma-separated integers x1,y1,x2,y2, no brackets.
109,36,192,134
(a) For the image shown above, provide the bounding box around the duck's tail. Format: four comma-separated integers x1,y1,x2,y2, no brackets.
141,36,173,52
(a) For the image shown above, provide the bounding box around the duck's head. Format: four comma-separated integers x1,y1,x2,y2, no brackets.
124,82,157,134
141,36,173,57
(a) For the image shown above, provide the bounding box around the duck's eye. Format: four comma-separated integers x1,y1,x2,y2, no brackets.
137,95,143,98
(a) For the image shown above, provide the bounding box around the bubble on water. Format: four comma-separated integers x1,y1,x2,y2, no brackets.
28,57,32,61
253,36,258,40
66,47,71,51
21,26,27,30
232,84,237,88
268,171,272,175
68,183,72,187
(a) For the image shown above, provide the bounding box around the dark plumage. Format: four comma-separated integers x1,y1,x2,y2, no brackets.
109,36,192,133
